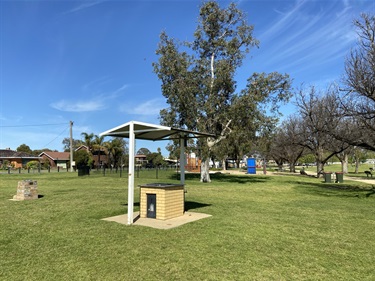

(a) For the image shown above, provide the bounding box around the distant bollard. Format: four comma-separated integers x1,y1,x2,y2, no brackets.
103,167,106,176
19,167,21,174
156,167,158,179
48,166,50,173
28,167,30,173
58,166,60,172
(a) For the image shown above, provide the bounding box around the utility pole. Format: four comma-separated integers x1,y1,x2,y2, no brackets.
70,121,74,172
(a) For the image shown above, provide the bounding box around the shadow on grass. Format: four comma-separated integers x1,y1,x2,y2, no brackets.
293,181,375,198
121,202,140,207
120,200,210,212
185,201,211,211
169,172,271,184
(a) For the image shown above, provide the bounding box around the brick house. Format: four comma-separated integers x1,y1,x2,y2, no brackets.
0,148,40,168
39,151,70,168
75,145,109,168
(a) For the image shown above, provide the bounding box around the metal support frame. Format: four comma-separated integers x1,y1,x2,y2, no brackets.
127,122,135,225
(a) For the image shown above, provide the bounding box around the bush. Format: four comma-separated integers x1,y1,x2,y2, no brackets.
0,160,11,170
26,160,40,169
74,150,91,168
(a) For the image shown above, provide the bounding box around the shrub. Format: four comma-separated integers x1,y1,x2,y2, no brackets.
74,150,91,167
26,160,40,169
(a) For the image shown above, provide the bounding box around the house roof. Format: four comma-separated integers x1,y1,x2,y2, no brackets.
100,120,216,141
75,145,89,151
135,154,147,158
39,151,70,161
0,149,40,159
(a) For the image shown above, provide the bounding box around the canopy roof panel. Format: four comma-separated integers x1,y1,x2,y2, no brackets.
100,120,215,141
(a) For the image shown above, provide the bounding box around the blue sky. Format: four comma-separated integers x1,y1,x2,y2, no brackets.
0,0,373,156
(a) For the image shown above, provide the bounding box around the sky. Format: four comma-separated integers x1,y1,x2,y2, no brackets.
0,0,373,156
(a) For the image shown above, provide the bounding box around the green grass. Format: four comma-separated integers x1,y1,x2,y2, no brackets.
269,163,374,179
1,171,374,280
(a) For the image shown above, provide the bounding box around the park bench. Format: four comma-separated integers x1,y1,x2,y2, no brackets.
364,171,373,178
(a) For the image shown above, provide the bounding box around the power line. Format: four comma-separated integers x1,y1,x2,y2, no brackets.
42,125,70,148
0,122,68,128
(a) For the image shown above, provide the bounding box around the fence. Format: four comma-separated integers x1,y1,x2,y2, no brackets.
1,165,182,180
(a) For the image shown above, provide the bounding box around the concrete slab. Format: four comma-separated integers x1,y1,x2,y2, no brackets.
102,211,212,230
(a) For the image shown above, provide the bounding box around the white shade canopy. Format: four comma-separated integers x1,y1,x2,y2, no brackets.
100,120,215,140
100,120,215,225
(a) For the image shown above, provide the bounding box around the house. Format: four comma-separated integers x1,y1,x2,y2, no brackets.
0,148,40,169
135,154,148,167
75,145,109,167
39,151,70,168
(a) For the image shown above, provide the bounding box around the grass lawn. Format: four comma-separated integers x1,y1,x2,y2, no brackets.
266,163,375,179
1,171,374,280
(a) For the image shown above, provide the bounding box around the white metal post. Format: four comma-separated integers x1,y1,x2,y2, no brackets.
180,136,185,185
69,121,74,172
127,122,135,225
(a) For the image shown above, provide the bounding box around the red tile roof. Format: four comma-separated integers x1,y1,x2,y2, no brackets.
0,149,39,159
39,151,70,160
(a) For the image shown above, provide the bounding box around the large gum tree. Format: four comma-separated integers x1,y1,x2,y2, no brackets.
153,1,259,182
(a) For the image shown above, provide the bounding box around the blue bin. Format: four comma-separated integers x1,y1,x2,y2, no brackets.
247,158,256,174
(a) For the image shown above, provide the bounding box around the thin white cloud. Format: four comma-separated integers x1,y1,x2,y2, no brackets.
81,76,129,98
64,0,106,14
111,84,129,96
50,83,128,112
81,76,113,93
120,98,166,116
50,100,106,112
256,0,359,72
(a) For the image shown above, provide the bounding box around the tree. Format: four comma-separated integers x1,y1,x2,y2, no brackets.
104,138,127,168
294,86,351,176
16,144,32,154
62,137,83,152
350,147,369,173
33,148,54,156
269,116,305,173
81,132,95,151
338,13,375,151
221,72,292,167
137,148,151,155
146,152,165,167
93,135,105,169
74,149,91,167
154,1,260,182
335,149,351,174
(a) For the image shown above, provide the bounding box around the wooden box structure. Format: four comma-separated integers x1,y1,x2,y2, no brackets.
13,180,38,200
139,183,184,220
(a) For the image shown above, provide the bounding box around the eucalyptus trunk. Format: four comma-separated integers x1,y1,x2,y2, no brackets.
289,162,296,173
355,158,360,174
200,158,211,182
341,154,348,174
222,159,226,171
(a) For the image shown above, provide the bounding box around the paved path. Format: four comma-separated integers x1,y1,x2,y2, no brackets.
225,169,375,185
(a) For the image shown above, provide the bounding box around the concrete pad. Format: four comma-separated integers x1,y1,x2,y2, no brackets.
102,211,212,230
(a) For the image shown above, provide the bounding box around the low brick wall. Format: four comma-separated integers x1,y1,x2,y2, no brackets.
13,180,38,200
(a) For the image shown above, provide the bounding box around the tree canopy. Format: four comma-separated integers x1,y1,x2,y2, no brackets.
153,1,291,182
338,13,375,151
